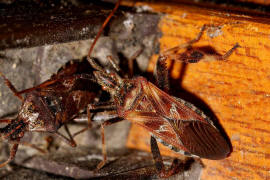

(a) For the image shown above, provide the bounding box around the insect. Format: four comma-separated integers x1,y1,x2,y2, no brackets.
0,58,102,167
87,25,239,177
0,0,122,168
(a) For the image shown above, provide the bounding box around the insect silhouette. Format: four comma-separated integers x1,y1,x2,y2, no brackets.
0,0,122,168
87,25,239,177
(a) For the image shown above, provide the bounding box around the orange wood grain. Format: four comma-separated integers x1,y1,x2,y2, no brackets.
123,1,270,179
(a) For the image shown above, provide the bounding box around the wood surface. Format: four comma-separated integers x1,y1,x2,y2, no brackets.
123,1,270,179
237,0,270,5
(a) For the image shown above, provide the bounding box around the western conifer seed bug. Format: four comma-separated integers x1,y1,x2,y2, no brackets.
0,59,101,168
0,0,122,168
87,25,239,177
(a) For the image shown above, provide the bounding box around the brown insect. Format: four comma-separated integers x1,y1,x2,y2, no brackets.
0,59,101,167
0,0,122,168
87,25,239,177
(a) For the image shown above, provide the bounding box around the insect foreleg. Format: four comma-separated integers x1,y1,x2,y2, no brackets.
96,117,125,170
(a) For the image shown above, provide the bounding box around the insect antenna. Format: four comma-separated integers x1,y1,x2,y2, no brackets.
88,0,122,57
0,72,23,101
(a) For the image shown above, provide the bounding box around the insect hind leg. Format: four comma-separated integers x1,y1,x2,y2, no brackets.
150,136,184,178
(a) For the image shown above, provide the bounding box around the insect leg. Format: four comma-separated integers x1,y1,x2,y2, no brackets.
54,126,77,147
73,102,117,137
127,48,143,78
0,143,19,168
72,106,94,138
87,101,122,169
87,57,106,73
153,26,207,91
162,25,207,57
0,72,23,101
97,122,107,170
107,56,121,72
0,119,12,123
19,141,46,154
154,55,169,92
150,136,183,178
150,136,165,173
96,117,124,170
219,43,240,60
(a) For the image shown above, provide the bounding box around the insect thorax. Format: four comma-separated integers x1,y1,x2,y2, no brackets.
115,79,142,115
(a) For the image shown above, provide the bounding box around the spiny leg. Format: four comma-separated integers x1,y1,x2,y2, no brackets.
150,136,183,178
0,72,23,101
0,142,19,168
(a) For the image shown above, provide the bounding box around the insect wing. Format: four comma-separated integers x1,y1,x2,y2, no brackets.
124,111,191,153
131,81,231,159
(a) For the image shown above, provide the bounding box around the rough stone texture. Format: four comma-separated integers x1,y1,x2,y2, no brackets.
13,147,203,179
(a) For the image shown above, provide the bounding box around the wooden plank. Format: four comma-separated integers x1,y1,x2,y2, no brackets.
124,1,270,179
237,0,270,5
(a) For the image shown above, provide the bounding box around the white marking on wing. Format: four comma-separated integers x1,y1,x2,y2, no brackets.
170,103,180,119
155,124,169,133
